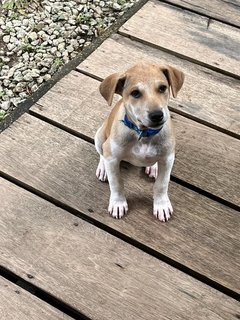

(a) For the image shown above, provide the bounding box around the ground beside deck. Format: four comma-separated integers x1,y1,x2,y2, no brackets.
0,0,240,319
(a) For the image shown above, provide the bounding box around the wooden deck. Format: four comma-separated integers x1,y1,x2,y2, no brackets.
0,1,240,319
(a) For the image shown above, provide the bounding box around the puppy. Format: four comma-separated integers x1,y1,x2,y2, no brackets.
95,62,184,221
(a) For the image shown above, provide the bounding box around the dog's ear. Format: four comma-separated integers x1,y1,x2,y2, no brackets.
99,73,126,106
162,66,184,98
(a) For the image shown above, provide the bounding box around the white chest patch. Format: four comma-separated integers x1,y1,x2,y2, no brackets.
124,141,159,167
133,143,157,157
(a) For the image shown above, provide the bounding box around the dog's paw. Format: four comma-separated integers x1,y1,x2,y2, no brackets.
153,195,173,222
145,163,158,179
96,159,107,182
108,199,128,219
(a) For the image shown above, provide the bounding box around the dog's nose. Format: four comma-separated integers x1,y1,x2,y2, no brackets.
148,110,164,123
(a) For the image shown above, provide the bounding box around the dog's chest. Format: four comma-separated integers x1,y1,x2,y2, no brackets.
124,141,159,166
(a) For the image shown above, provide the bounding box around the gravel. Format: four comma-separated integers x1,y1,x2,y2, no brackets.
0,0,139,119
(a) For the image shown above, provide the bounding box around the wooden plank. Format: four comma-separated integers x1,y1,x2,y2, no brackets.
0,114,239,294
31,72,240,206
1,179,240,320
119,0,240,77
77,34,240,137
0,277,70,320
166,0,240,27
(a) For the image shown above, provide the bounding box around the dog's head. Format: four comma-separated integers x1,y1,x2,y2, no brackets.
99,62,184,129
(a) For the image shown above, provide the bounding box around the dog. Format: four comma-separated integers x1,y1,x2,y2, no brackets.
95,62,184,221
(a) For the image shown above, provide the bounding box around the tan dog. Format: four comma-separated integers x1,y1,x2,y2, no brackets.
95,62,184,221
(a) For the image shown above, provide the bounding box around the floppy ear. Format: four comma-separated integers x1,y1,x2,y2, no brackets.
99,73,126,106
162,66,184,98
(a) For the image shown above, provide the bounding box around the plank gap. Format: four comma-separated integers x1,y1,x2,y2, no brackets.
168,106,240,140
171,176,240,213
118,31,240,81
0,266,90,320
0,173,239,302
29,109,94,144
156,0,240,29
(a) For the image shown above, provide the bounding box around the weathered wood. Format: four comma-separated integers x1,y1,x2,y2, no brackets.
173,114,240,206
31,72,240,205
1,179,240,319
77,34,240,137
119,0,240,77
0,277,70,320
166,0,240,27
0,114,239,294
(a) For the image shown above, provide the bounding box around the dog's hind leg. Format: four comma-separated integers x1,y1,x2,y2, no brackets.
96,155,107,182
145,162,158,179
95,124,107,182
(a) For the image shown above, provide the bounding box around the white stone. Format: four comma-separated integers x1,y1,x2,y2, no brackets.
50,47,57,54
31,40,40,46
45,6,52,13
22,52,29,61
31,69,40,78
37,77,44,84
19,92,28,99
22,19,29,26
5,89,14,97
70,39,78,47
17,30,26,39
14,74,23,82
11,97,21,106
6,51,14,57
29,31,38,41
15,62,25,70
12,20,22,27
15,83,25,93
2,57,10,63
10,36,18,43
31,84,38,91
3,35,10,43
23,73,33,82
7,43,15,51
66,45,74,53
1,101,11,111
113,3,121,10
58,42,65,51
43,74,51,81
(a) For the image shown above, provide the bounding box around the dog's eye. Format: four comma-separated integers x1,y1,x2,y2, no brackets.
158,85,167,93
131,90,141,98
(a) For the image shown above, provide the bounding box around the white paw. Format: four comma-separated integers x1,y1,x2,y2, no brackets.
145,163,158,179
153,195,173,222
108,199,128,219
96,158,107,182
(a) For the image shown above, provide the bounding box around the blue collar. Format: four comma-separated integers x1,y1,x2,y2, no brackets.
121,114,162,139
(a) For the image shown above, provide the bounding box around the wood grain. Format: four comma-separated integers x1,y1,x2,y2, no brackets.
31,72,240,205
0,277,70,320
165,0,240,27
77,34,240,137
119,0,240,77
1,179,240,320
0,114,239,294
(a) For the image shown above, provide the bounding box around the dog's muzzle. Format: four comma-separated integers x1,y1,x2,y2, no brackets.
148,110,165,127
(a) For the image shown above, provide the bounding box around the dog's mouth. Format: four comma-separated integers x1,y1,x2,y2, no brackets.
139,123,148,130
138,119,165,130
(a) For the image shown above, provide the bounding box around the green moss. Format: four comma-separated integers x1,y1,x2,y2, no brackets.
1,0,42,13
0,110,7,121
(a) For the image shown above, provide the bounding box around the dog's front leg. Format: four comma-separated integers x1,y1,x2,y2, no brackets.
104,157,128,219
153,153,175,222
